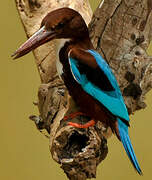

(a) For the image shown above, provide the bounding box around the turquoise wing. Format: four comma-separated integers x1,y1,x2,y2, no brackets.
68,50,129,122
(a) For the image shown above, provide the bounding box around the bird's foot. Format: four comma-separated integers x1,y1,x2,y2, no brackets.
64,112,95,128
68,120,95,128
63,112,86,121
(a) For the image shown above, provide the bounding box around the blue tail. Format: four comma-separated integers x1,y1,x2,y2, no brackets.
117,118,142,175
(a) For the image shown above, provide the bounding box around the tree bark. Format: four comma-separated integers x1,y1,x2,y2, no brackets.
89,0,152,114
14,0,152,179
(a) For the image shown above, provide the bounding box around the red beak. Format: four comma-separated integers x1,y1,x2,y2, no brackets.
12,26,55,59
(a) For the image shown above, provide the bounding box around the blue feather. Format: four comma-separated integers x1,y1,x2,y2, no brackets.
69,50,129,121
117,118,142,175
68,49,142,174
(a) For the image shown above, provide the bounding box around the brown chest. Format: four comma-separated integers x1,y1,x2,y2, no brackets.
58,41,113,124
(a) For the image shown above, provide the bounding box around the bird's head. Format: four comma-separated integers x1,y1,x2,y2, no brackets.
12,8,89,59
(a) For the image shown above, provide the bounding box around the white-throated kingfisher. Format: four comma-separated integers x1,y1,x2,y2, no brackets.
12,8,142,175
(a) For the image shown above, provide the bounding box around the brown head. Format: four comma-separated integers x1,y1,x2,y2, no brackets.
12,8,89,59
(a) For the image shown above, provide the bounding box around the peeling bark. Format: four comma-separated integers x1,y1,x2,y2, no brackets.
14,0,152,179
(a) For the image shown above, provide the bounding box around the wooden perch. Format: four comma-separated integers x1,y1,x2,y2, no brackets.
14,0,152,179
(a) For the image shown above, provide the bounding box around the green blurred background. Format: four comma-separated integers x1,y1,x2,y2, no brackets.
0,1,152,180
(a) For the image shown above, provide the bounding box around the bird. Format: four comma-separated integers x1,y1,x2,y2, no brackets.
12,7,142,175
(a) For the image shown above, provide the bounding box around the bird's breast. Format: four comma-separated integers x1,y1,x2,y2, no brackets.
59,58,112,124
57,40,113,126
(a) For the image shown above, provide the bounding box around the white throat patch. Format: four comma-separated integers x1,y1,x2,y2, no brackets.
55,39,71,78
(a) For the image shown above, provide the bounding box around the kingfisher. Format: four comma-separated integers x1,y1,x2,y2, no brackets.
12,7,142,174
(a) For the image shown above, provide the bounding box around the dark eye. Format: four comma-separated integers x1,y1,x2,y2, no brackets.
56,22,65,29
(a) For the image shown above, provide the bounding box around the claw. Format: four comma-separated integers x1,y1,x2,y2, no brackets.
68,120,95,128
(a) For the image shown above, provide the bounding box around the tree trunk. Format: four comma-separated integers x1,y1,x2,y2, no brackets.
14,0,152,179
90,0,152,114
